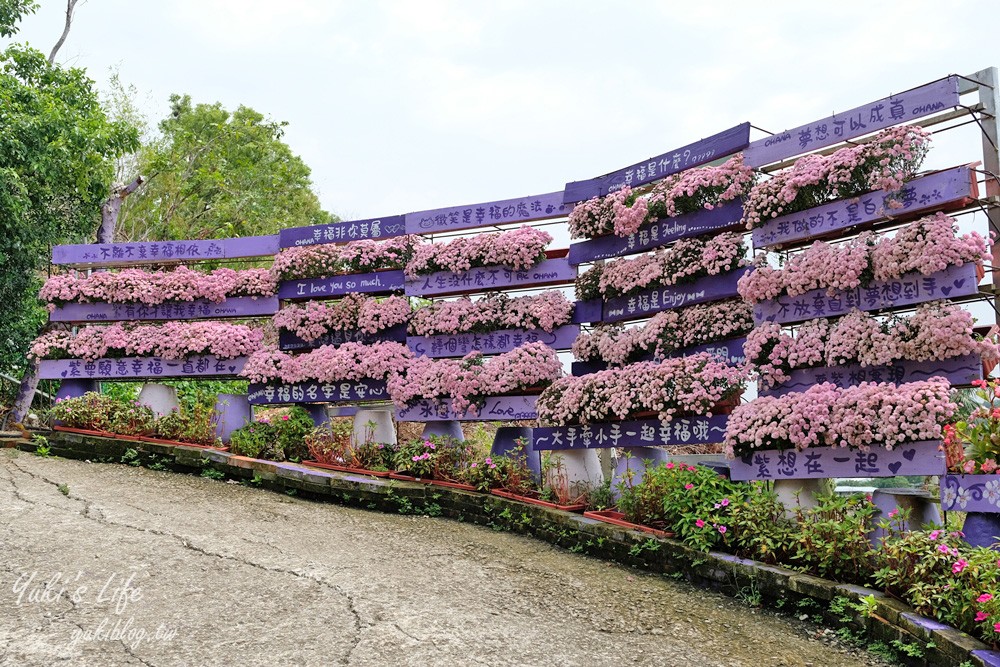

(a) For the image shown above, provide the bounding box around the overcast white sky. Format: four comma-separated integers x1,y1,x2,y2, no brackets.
8,0,1000,221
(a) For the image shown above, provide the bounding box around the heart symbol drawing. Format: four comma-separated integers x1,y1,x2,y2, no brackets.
941,286,953,296
60,370,68,378
888,461,903,475
954,279,967,289
228,366,236,373
902,449,916,461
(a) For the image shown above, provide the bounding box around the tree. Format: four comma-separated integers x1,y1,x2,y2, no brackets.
116,94,334,242
0,15,139,375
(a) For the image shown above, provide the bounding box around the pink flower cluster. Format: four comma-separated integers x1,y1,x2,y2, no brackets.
40,266,276,306
577,232,746,300
30,322,263,361
271,236,417,281
723,378,955,457
240,341,412,384
737,214,988,303
537,353,746,426
746,304,999,387
572,299,754,365
386,342,563,415
568,155,755,238
272,294,411,341
409,291,574,337
742,125,931,228
404,226,552,278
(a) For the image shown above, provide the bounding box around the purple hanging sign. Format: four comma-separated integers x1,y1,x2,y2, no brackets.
278,323,408,351
406,191,568,234
278,215,406,248
568,200,745,265
763,354,982,396
39,355,247,380
407,325,579,358
395,395,538,422
730,440,944,481
247,378,389,405
752,262,980,325
751,166,976,249
533,415,729,450
571,336,748,376
405,258,575,297
744,76,960,167
941,475,1000,513
603,268,748,323
563,123,751,203
50,296,279,323
278,270,405,300
51,235,280,267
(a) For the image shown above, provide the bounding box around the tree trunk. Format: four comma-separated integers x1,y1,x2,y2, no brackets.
7,176,144,426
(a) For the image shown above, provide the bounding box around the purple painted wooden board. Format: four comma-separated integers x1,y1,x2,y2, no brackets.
571,336,748,376
603,268,748,323
408,325,579,358
730,440,944,481
568,200,744,264
744,76,960,167
533,415,729,450
752,263,980,324
572,299,603,324
941,475,1000,512
52,235,279,267
278,323,408,351
563,123,751,203
751,166,975,249
395,395,538,422
763,354,982,395
278,215,406,248
39,355,247,380
406,191,569,234
247,378,389,405
278,270,405,300
405,258,575,297
49,296,279,323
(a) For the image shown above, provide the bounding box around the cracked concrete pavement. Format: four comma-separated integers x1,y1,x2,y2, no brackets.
0,450,886,666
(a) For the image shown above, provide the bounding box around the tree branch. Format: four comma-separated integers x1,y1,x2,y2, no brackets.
48,0,80,65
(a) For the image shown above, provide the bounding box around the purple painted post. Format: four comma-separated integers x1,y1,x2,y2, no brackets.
729,440,944,481
603,268,748,323
869,488,942,545
744,76,960,167
610,447,672,500
405,258,576,297
406,191,569,234
54,378,100,402
563,123,751,203
306,404,331,427
421,421,465,441
491,427,539,481
407,325,579,358
279,215,406,248
751,166,976,249
753,262,980,325
961,513,1000,550
213,394,252,444
278,271,405,300
572,299,604,324
568,201,744,264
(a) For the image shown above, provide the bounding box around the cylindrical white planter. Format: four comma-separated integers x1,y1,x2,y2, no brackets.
353,409,397,447
137,383,180,417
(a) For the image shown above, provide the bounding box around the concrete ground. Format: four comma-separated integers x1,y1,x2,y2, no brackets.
0,449,886,666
